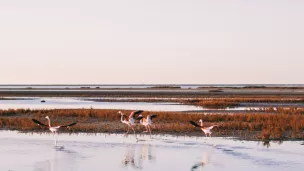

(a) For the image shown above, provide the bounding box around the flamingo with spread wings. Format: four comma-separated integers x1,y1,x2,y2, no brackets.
119,110,144,136
189,119,219,137
136,114,157,137
32,116,77,145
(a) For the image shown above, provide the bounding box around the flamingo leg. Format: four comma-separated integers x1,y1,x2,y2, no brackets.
130,126,136,136
53,133,55,145
127,126,130,134
56,132,59,145
143,126,148,133
148,125,152,137
125,125,130,136
53,132,57,146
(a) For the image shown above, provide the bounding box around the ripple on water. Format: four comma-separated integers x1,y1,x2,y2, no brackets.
0,131,303,171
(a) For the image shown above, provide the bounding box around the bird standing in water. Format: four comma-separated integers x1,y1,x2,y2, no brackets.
189,119,219,137
119,110,144,136
136,114,157,137
32,116,77,145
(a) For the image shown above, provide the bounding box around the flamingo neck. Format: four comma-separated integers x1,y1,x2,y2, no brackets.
46,118,51,127
200,121,203,127
121,115,124,122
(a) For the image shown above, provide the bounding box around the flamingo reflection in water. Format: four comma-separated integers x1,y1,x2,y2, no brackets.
122,147,140,169
191,152,208,171
34,146,78,171
122,144,155,169
140,144,155,161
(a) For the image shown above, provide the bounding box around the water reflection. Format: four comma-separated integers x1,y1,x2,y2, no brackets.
1,131,303,171
123,147,140,169
34,160,53,171
191,152,208,171
140,144,155,161
122,144,155,170
258,140,283,148
262,140,271,148
33,146,78,171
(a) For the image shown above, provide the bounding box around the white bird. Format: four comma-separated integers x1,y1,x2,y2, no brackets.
189,119,219,137
32,116,77,145
119,110,144,136
136,114,157,137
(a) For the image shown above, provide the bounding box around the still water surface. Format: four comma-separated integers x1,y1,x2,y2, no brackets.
0,97,203,111
0,97,259,111
0,131,303,171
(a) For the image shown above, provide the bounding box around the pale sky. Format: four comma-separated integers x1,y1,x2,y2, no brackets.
0,0,303,84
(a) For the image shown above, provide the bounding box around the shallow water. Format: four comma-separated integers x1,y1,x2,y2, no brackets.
0,131,303,171
0,97,264,111
1,97,303,112
0,97,204,111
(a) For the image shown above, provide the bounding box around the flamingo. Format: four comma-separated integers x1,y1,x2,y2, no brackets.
136,114,157,137
32,116,77,145
189,119,219,137
119,110,144,136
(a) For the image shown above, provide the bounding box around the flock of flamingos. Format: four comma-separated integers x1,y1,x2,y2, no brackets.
31,110,219,145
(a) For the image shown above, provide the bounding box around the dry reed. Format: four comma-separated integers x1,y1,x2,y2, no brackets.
0,109,303,140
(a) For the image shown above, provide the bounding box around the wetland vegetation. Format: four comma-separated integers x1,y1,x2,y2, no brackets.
0,108,303,141
0,86,303,141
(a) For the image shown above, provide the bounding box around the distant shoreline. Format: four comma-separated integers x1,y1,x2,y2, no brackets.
0,86,304,97
0,84,304,89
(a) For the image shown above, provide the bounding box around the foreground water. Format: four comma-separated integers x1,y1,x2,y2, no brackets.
0,131,303,171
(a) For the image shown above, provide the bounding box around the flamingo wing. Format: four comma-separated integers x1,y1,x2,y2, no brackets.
122,114,129,121
207,125,219,130
189,121,203,128
59,122,78,128
149,115,157,120
32,119,48,127
129,110,144,118
136,116,144,121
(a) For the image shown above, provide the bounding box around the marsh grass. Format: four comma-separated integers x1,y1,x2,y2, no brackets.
85,97,304,109
149,86,181,89
181,97,304,109
183,99,239,108
0,109,303,140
